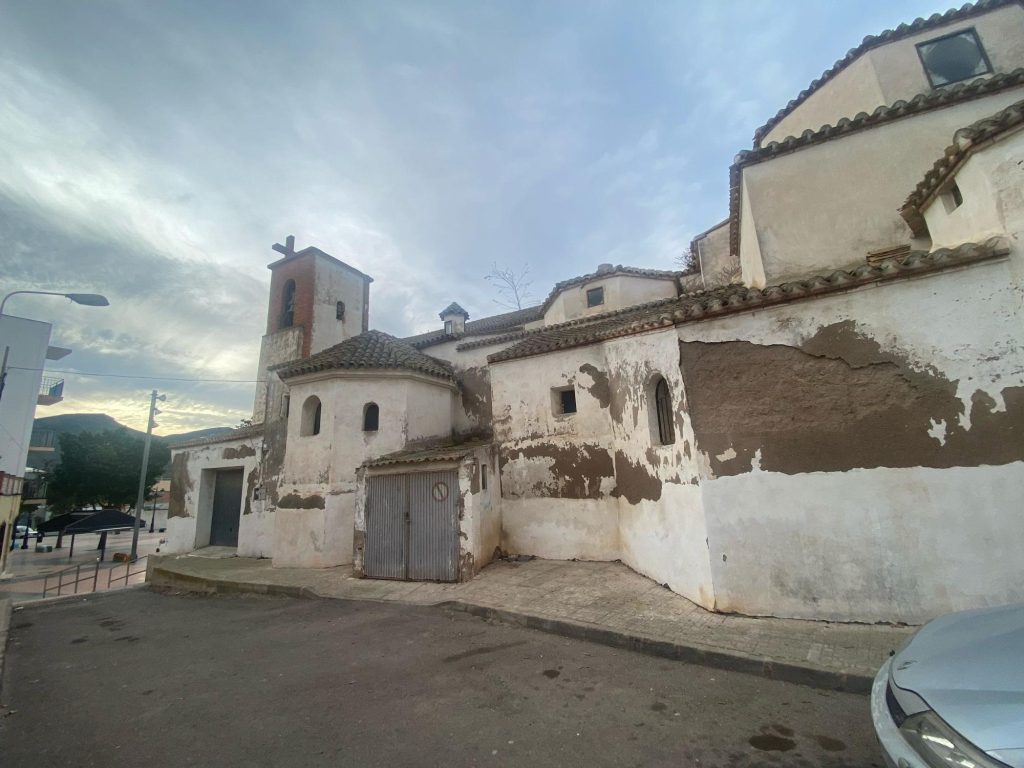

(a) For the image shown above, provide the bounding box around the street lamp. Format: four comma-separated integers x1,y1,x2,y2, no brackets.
0,290,110,315
2,288,110,550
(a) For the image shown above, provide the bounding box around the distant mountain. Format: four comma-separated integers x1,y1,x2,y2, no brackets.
30,413,235,470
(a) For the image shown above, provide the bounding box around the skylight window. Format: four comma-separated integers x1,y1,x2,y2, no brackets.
916,29,991,88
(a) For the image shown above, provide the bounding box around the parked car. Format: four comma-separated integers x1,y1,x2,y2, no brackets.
871,602,1024,768
10,525,37,548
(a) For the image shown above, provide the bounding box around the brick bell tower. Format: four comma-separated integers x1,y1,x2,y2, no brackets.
251,235,373,424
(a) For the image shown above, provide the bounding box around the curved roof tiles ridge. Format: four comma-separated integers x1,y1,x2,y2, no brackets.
538,265,682,314
404,305,544,350
170,422,265,450
272,329,455,382
901,96,1024,231
752,0,1020,147
488,238,1009,364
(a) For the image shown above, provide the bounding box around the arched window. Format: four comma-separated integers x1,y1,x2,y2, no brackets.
653,377,675,446
301,395,322,436
363,402,379,432
280,280,296,329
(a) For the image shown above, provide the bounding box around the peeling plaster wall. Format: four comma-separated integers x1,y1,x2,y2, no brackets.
602,331,715,609
762,5,1024,145
677,257,1024,621
457,446,501,579
251,326,303,425
416,339,522,438
274,373,456,568
493,344,620,560
165,436,267,557
743,89,1024,284
490,329,716,607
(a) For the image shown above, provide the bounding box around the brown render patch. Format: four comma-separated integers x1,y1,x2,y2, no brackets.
243,466,260,516
277,493,326,510
610,450,663,504
168,452,192,518
222,444,256,459
679,322,1024,476
578,363,611,409
498,442,615,500
458,366,493,428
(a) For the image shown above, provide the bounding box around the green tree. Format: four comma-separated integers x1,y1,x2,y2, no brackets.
46,429,171,511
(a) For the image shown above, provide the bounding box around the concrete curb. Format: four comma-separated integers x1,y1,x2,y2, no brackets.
0,597,11,701
441,601,873,695
149,565,872,693
149,567,321,601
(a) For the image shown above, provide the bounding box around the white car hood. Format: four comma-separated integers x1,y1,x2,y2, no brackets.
892,603,1024,752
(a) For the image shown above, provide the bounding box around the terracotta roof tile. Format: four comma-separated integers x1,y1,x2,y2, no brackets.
404,305,543,349
170,422,265,450
900,97,1024,233
273,330,455,382
488,238,1009,364
538,265,681,314
439,302,469,318
752,0,1022,147
365,438,490,468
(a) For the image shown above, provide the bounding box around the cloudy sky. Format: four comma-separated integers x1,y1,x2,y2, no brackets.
1,0,940,434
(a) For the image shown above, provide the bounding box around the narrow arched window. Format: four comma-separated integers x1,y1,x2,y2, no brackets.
301,395,322,436
280,280,296,329
363,402,379,432
654,377,675,446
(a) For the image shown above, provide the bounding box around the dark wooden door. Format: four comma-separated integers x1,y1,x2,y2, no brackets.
210,468,244,547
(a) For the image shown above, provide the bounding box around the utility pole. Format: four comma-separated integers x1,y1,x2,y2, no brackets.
130,389,165,562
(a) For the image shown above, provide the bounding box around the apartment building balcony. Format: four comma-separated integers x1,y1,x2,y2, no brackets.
38,376,64,406
29,428,56,452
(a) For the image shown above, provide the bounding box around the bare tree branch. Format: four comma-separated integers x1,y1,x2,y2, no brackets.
484,263,535,310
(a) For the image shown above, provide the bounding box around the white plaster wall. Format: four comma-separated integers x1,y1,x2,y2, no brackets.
310,256,369,355
704,463,1024,623
0,316,50,477
763,5,1024,144
165,437,266,557
677,257,1024,621
924,129,1024,249
742,89,1024,284
693,221,737,289
273,372,455,568
542,275,678,325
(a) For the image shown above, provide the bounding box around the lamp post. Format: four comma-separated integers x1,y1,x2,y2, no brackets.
0,290,110,315
2,289,110,551
130,390,165,562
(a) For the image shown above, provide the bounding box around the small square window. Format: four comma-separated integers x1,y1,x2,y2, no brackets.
916,29,991,88
586,287,605,308
942,181,964,213
556,387,577,415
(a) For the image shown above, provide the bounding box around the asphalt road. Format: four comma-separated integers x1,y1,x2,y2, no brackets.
0,589,883,767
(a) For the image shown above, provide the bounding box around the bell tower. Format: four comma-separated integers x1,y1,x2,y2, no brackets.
252,235,373,424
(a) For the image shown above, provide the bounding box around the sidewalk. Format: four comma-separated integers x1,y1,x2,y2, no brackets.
148,554,914,693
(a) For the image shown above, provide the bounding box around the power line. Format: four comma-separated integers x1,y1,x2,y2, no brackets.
7,366,262,384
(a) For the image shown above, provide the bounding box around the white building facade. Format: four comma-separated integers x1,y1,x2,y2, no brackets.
170,0,1024,623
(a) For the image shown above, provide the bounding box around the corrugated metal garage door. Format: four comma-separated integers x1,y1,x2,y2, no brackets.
365,470,458,582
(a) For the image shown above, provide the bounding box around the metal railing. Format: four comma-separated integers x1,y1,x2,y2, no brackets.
29,428,56,450
43,559,101,598
108,556,148,589
41,556,148,598
38,376,65,398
